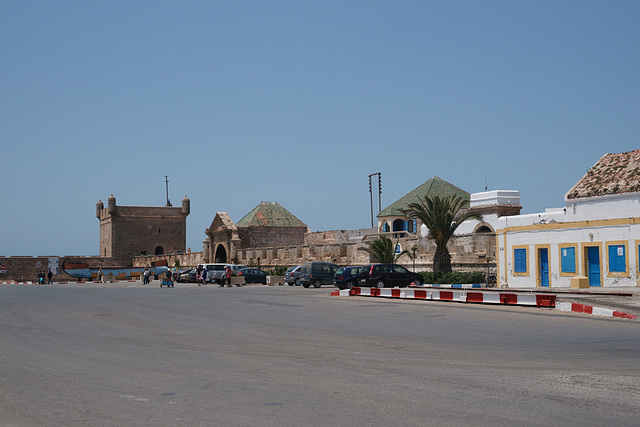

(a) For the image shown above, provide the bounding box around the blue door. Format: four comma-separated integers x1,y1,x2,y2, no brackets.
587,247,601,287
539,248,549,287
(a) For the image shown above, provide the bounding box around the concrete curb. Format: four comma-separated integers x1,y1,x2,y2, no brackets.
331,287,637,320
331,287,556,307
555,301,637,320
412,283,483,289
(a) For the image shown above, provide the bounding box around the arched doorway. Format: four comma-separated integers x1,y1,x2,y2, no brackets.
392,219,405,238
155,246,164,255
214,244,227,263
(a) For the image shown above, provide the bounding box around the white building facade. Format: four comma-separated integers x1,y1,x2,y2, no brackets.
465,150,640,288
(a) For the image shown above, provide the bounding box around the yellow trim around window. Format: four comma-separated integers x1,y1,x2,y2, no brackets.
558,243,578,277
606,240,629,278
513,245,529,277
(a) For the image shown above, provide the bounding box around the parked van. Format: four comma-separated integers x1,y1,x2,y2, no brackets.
299,261,339,288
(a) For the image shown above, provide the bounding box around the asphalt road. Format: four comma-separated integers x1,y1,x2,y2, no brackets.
1,283,639,426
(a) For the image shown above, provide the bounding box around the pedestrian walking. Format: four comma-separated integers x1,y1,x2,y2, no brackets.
47,270,53,284
143,268,150,285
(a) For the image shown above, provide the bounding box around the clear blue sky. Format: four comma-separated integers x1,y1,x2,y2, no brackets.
2,0,639,257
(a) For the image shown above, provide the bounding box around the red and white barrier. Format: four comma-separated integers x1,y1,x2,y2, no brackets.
332,287,637,320
334,287,556,307
555,302,636,320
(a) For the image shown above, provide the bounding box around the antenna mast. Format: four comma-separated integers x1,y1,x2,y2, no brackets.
165,176,172,206
368,172,382,227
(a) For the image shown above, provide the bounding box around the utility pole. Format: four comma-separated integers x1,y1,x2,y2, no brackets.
165,176,172,206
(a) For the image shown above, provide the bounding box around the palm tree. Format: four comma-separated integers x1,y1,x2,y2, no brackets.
408,245,419,271
359,235,408,264
408,195,482,274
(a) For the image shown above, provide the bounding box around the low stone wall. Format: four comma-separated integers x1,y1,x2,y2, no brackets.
0,255,117,282
132,251,203,269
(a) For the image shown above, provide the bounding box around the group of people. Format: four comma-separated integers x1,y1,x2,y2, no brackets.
140,267,173,285
195,265,233,287
195,265,207,286
37,270,53,285
142,268,151,285
137,265,234,286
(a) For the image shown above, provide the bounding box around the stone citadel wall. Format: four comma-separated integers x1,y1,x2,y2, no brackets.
133,232,496,274
0,256,120,282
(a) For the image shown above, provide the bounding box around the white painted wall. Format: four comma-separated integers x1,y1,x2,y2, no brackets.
498,222,639,288
470,190,520,207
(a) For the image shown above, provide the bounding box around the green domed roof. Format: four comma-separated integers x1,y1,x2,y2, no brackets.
378,176,469,217
236,202,307,228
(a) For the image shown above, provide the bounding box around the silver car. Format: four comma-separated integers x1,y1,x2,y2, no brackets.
284,265,302,286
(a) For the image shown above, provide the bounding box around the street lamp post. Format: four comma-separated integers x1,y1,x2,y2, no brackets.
368,173,381,228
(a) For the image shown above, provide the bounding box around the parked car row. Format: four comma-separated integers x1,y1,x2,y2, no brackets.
283,261,423,289
175,268,196,283
176,262,423,289
175,265,269,285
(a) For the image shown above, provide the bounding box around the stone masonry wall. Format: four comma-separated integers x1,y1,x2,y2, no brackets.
0,256,121,282
237,227,306,249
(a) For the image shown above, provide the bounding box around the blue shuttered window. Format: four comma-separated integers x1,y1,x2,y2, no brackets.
608,245,626,272
561,247,576,273
514,248,527,273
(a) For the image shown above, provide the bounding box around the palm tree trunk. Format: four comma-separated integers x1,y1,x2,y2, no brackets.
433,246,452,274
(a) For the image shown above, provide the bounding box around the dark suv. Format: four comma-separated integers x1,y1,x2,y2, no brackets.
333,266,362,290
299,262,339,288
358,264,423,288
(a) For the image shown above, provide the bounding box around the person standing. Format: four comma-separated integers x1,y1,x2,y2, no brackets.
224,265,232,287
196,265,203,285
143,268,150,285
47,270,53,285
201,267,207,286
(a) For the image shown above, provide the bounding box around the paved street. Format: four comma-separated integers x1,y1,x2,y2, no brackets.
1,283,639,426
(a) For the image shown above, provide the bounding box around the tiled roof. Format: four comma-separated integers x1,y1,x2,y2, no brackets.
566,149,640,200
378,176,470,217
236,202,307,228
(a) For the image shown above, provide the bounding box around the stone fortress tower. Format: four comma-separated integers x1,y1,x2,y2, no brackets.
96,194,190,261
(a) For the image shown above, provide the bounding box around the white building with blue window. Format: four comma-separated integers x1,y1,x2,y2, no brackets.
490,149,640,288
